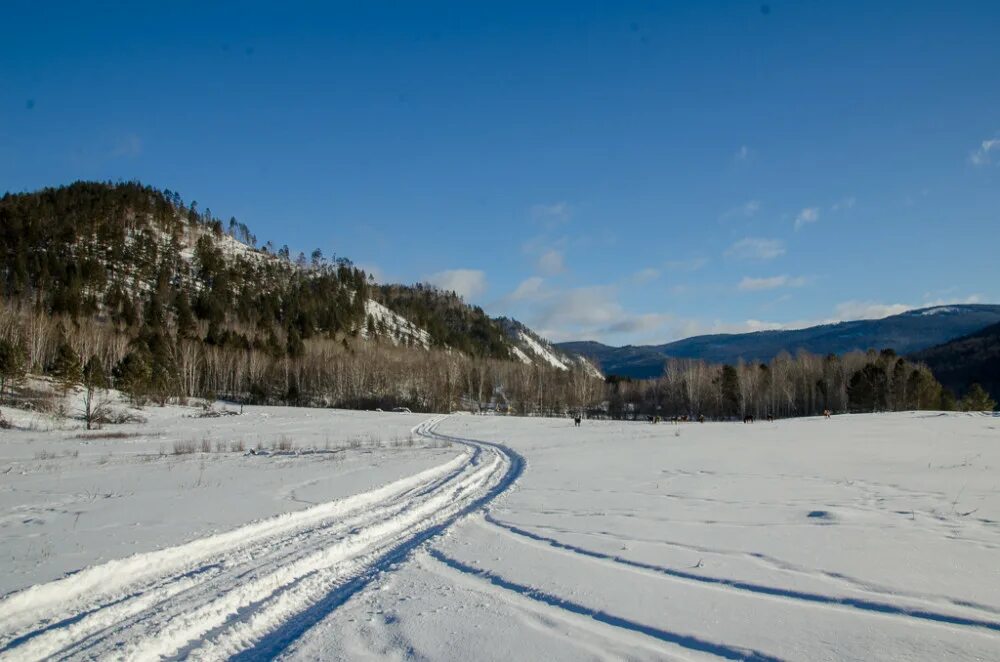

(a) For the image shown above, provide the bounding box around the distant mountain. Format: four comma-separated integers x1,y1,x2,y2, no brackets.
910,321,1000,402
557,305,1000,378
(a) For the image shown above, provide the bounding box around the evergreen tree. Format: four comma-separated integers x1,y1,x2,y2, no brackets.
174,290,196,338
51,339,82,393
961,383,997,412
115,347,152,405
848,363,888,413
0,338,26,401
720,364,739,417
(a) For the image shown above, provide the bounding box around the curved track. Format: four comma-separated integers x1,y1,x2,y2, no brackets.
0,415,523,661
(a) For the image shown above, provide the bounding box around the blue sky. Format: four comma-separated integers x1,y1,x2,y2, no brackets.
3,1,998,345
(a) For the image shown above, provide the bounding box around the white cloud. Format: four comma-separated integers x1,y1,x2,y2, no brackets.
530,202,572,224
596,313,676,337
734,145,752,161
738,275,807,291
726,237,785,261
830,300,912,320
425,269,487,301
829,294,982,322
664,257,708,272
537,249,565,275
720,199,761,220
793,207,820,231
507,276,545,301
630,267,660,284
969,137,1000,166
532,286,623,338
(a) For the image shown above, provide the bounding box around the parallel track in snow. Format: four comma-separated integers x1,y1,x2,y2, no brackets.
0,415,524,661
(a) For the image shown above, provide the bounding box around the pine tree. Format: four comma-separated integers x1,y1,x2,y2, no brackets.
961,384,997,412
0,338,26,402
720,364,739,417
51,340,82,394
115,348,152,405
848,363,888,413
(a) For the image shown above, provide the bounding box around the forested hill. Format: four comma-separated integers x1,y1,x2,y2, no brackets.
910,322,1000,403
0,181,513,358
0,181,598,411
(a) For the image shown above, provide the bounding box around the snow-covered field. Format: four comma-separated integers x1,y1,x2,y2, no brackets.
1,404,998,661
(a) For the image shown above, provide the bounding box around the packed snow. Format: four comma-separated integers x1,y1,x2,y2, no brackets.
1,403,998,661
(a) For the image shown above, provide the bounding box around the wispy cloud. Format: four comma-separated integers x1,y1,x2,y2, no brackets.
537,249,565,275
831,300,913,320
969,137,1000,166
530,201,572,224
831,294,981,322
734,145,752,162
425,269,487,301
664,257,709,272
738,275,807,291
507,276,545,301
630,267,660,284
720,199,761,221
793,207,820,231
726,237,785,261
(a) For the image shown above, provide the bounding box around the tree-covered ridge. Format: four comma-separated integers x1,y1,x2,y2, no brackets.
376,284,512,360
0,181,373,341
0,181,515,358
0,181,593,413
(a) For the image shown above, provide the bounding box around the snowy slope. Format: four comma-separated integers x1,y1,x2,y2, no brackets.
363,300,433,348
517,330,569,369
497,318,602,376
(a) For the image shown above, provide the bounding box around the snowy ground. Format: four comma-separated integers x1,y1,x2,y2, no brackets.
1,405,998,661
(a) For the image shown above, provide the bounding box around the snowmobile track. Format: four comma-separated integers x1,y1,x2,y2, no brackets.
0,415,524,661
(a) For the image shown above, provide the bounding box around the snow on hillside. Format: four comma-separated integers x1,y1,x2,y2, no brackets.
363,300,433,348
2,409,996,660
509,344,533,365
572,354,604,379
516,330,570,370
918,305,960,316
510,329,602,377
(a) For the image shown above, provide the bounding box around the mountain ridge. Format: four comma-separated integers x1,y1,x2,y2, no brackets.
558,304,1000,378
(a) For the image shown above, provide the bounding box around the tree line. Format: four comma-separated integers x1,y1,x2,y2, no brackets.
0,302,601,415
602,349,994,420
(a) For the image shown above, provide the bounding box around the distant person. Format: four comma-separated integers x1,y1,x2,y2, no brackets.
574,414,581,427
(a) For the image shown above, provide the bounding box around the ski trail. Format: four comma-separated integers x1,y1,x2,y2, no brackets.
0,415,525,662
480,514,1000,636
514,518,1000,617
425,548,784,662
